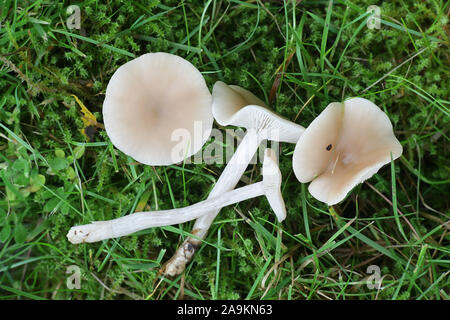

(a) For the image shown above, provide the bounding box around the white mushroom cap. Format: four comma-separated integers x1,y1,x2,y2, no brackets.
292,97,403,206
103,52,213,165
212,81,304,143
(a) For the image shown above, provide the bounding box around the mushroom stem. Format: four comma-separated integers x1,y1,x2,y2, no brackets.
67,150,283,244
190,129,262,238
163,82,306,276
163,130,266,276
67,183,263,244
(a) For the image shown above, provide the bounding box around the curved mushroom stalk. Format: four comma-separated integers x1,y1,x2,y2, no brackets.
163,82,304,276
67,150,285,244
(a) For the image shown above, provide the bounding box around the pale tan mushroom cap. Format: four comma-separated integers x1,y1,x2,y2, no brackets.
212,81,304,143
293,97,403,205
103,52,213,165
212,81,268,124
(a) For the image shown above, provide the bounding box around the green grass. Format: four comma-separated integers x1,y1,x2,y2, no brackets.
0,0,449,300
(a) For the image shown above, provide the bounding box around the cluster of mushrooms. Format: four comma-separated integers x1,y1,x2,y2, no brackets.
67,52,403,276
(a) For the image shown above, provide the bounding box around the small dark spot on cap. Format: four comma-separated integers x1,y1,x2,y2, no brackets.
326,144,332,151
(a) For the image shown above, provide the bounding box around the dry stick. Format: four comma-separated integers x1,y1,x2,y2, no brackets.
294,78,332,121
361,46,429,93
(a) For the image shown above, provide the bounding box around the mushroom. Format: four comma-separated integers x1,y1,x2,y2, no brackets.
292,97,403,206
67,149,284,244
103,52,213,166
212,81,305,143
164,81,305,276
